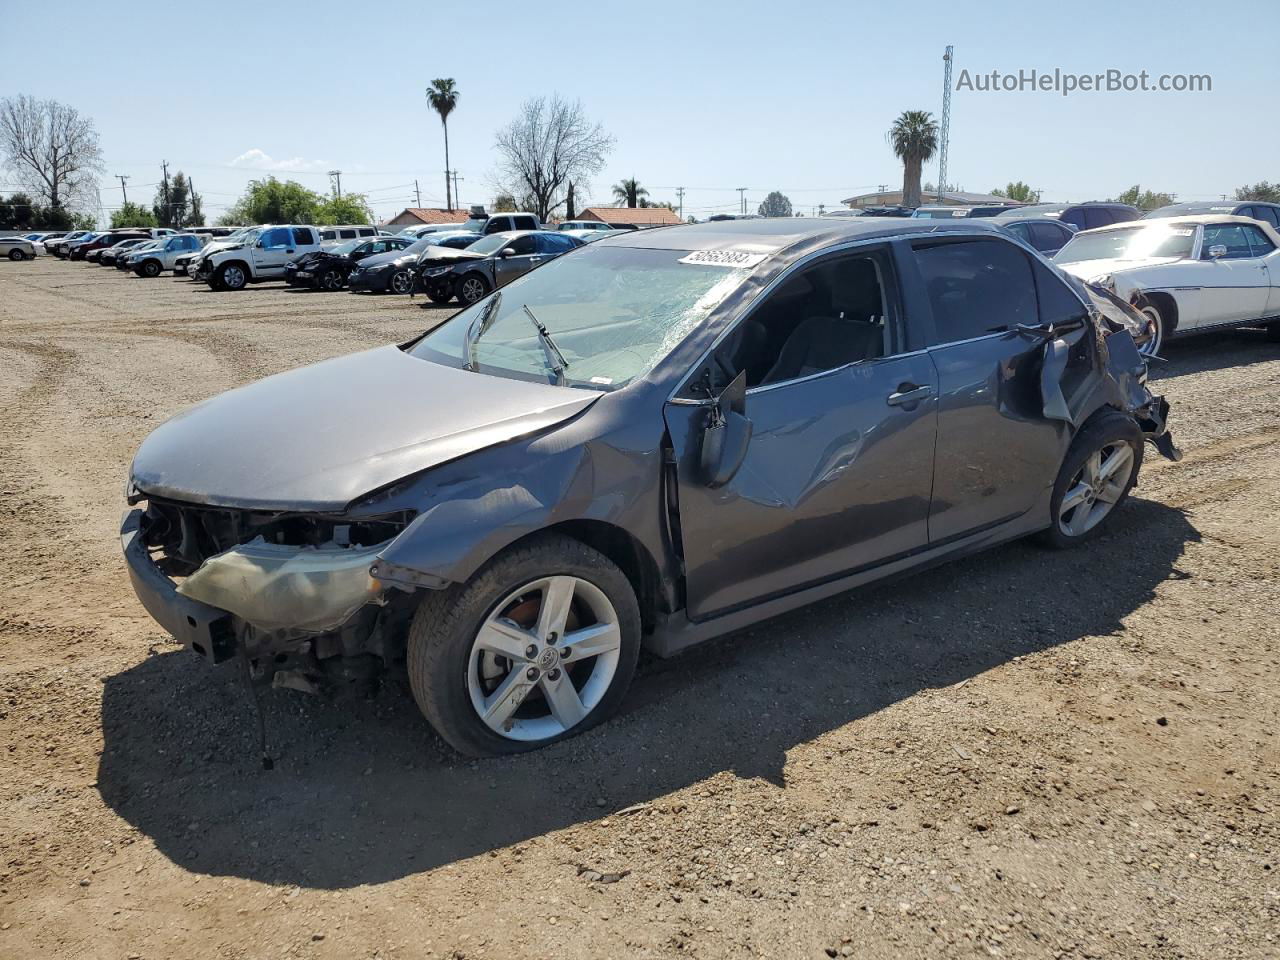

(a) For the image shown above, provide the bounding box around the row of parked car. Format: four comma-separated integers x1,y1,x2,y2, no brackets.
31,207,631,305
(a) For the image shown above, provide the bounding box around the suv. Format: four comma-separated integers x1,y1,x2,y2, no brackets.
993,202,1140,231
128,233,206,277
71,230,152,260
911,205,1022,219
459,211,542,235
177,227,257,278
319,225,379,243
1144,200,1280,230
204,225,322,289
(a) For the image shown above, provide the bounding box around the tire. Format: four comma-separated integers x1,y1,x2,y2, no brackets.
140,259,161,278
9,248,26,261
1038,411,1144,549
406,533,642,757
318,268,344,291
1266,322,1280,343
1133,297,1166,357
215,262,247,291
427,284,452,305
388,269,413,295
457,273,490,305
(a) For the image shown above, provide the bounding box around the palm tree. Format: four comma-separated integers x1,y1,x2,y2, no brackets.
612,177,648,208
427,79,459,211
887,111,939,209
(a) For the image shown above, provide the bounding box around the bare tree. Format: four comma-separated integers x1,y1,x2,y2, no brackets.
0,95,103,214
493,95,613,222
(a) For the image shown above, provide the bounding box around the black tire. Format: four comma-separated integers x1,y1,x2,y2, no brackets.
1038,410,1144,550
318,267,344,291
1266,322,1280,343
140,259,161,278
214,262,247,291
406,533,642,757
456,272,490,305
388,269,413,295
9,248,26,261
427,284,452,305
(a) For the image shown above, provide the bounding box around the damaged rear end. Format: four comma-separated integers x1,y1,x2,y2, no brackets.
121,495,420,693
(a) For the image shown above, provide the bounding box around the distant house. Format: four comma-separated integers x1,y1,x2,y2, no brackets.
382,208,472,228
578,206,682,229
841,190,1020,210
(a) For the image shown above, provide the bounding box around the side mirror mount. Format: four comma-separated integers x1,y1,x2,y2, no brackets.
1207,244,1227,259
698,370,752,488
500,247,516,258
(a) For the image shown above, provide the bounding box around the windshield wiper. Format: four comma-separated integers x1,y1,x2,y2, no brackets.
522,304,570,385
462,291,502,371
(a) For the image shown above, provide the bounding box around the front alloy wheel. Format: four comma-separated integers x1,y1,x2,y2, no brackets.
458,274,490,305
389,269,412,294
407,534,641,756
217,263,247,290
318,268,344,291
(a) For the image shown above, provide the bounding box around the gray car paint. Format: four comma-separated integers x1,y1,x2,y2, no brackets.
125,217,1175,664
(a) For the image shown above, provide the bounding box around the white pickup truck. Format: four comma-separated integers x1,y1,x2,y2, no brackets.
203,225,323,290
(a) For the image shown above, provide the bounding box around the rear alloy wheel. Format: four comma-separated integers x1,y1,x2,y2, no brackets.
1040,412,1143,549
9,248,26,261
407,534,641,756
1134,299,1165,357
427,284,453,305
458,273,490,305
318,268,344,291
216,263,247,291
388,269,412,294
140,259,161,278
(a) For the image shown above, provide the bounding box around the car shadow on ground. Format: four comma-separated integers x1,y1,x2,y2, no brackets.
1150,326,1279,380
97,497,1197,890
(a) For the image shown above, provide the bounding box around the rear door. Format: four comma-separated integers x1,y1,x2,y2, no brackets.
663,244,938,620
906,236,1078,543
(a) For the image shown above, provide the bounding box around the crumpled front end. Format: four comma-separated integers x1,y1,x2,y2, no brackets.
121,493,421,692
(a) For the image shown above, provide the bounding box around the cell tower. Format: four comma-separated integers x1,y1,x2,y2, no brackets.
937,45,954,201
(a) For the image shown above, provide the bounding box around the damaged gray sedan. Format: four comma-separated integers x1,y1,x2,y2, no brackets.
122,218,1178,757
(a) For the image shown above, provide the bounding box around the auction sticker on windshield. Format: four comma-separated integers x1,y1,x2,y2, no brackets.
678,250,768,268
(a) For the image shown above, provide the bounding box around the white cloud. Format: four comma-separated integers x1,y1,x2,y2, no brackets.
230,148,329,173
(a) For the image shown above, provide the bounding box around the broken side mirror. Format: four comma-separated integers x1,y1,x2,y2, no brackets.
698,370,752,488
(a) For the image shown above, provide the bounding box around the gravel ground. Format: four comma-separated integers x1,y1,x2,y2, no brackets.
0,256,1276,960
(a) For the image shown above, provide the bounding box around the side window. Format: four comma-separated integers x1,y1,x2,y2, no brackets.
1201,224,1252,259
514,216,538,230
507,235,537,255
292,227,313,246
1242,225,1276,257
1260,206,1280,228
1031,258,1088,327
1082,208,1111,230
262,227,291,248
320,229,336,241
1236,206,1255,222
1059,209,1087,230
536,233,571,253
1031,222,1067,251
722,251,893,388
913,238,1038,343
338,229,356,239
358,228,374,237
1006,223,1032,244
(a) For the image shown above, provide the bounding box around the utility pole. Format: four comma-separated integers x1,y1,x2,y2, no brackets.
414,180,422,207
676,186,685,220
160,160,171,227
451,170,462,209
938,45,954,201
329,170,343,199
114,175,130,205
736,187,747,215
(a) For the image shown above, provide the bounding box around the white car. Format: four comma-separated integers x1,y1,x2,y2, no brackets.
0,236,36,260
1054,215,1280,354
181,227,260,278
204,225,323,290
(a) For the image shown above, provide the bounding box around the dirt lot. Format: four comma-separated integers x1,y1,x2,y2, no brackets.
0,255,1277,959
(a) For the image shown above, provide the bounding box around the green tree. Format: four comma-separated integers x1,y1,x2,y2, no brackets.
1113,184,1176,211
315,194,374,225
1235,181,1280,204
887,110,938,209
991,181,1039,202
427,78,459,211
153,171,201,228
612,177,648,208
757,191,793,218
220,177,324,225
0,192,36,229
111,201,157,228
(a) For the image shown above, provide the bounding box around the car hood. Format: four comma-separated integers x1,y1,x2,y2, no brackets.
352,249,413,270
1056,256,1183,279
130,344,600,512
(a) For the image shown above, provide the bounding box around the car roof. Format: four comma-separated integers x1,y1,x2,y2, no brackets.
1146,201,1264,214
1071,214,1280,245
594,216,999,255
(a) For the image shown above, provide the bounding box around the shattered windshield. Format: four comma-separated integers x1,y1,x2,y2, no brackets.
409,245,752,389
1055,224,1195,264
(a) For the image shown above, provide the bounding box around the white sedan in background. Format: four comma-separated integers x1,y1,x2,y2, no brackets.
1054,215,1280,355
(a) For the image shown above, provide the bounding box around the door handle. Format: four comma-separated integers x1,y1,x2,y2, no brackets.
887,383,934,407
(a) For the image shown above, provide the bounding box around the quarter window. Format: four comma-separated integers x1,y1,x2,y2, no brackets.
913,239,1038,343
1031,222,1068,251
292,228,313,246
1241,224,1276,257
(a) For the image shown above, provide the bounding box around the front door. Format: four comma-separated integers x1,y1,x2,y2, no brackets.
251,226,298,278
908,236,1076,543
1183,223,1271,327
493,234,541,288
663,246,938,622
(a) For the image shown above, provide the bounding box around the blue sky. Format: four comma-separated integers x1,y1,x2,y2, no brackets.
3,0,1274,222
